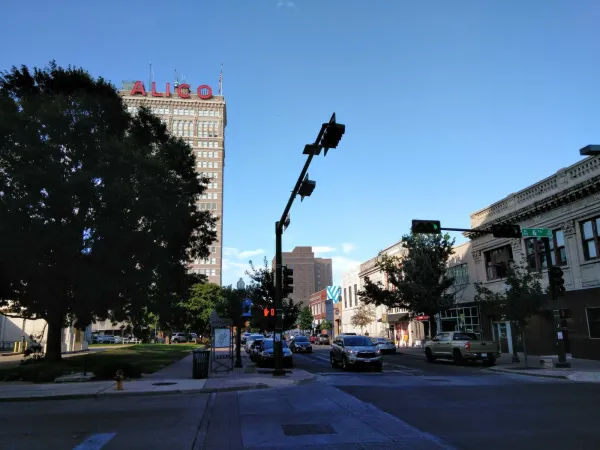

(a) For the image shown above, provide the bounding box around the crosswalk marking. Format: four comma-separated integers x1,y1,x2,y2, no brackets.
73,433,116,450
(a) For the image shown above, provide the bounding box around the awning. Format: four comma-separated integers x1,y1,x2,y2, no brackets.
387,313,408,322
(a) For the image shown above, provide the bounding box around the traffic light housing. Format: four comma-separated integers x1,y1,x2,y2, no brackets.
549,266,566,298
298,174,316,202
263,307,276,331
411,219,441,234
490,224,522,238
282,265,294,296
321,122,346,155
559,308,571,319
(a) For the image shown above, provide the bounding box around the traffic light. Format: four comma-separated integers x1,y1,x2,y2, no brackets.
490,224,522,238
321,122,346,155
263,307,276,331
411,219,441,234
549,266,566,298
559,308,571,319
282,265,294,296
298,174,316,202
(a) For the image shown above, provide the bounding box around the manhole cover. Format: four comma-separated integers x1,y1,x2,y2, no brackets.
281,424,337,436
152,382,177,386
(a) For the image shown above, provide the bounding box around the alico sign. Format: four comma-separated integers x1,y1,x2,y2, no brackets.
129,81,213,99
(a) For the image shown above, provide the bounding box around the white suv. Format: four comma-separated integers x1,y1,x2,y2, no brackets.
171,332,188,343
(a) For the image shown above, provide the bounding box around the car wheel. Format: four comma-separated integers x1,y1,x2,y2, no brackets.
330,354,337,368
453,349,465,365
425,348,435,362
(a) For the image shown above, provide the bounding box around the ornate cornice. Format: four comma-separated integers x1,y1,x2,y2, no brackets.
465,175,600,239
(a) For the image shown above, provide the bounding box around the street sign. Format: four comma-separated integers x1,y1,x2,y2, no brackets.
521,228,552,238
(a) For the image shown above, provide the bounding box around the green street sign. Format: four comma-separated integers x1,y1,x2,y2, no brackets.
521,228,552,238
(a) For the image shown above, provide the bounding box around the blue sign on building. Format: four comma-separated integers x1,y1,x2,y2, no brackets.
326,286,342,303
242,298,253,317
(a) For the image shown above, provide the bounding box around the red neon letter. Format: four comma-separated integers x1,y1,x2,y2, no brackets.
151,82,163,97
165,82,171,97
130,81,146,96
177,83,191,99
197,85,213,99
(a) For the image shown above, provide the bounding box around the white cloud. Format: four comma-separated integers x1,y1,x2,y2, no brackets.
331,256,361,286
277,0,296,8
313,246,336,255
222,258,250,288
341,243,356,254
223,247,264,260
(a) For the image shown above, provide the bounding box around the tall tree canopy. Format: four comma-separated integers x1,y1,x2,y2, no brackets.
297,306,314,331
358,232,455,336
245,257,301,331
0,62,216,360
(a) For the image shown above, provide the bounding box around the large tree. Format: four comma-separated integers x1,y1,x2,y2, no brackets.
350,303,376,334
182,282,223,335
297,306,314,331
474,258,546,364
358,232,455,338
245,257,301,331
0,62,216,360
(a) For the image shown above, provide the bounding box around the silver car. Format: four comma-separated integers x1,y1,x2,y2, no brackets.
330,335,382,371
371,337,397,354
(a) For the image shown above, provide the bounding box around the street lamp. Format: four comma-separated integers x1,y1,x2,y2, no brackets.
272,113,346,376
580,145,600,156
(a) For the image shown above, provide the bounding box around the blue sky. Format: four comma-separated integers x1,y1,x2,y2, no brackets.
2,0,600,287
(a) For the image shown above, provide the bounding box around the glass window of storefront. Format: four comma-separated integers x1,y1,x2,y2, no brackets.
439,306,480,332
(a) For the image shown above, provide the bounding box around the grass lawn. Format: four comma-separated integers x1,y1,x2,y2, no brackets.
0,344,205,383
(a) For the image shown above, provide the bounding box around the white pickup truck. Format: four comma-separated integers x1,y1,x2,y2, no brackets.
424,331,499,365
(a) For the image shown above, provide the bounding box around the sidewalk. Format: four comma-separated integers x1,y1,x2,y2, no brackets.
0,347,317,402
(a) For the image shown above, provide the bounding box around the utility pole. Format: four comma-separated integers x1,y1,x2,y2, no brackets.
272,113,345,376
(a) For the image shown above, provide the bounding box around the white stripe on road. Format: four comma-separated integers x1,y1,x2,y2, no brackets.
73,433,116,450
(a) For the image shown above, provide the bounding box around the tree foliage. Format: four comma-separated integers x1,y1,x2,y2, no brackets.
182,283,223,335
320,319,333,331
0,62,216,360
350,303,376,333
245,257,301,331
358,233,456,321
474,258,546,355
297,306,314,331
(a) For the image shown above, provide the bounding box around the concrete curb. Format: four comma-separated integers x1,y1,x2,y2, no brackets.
486,367,569,380
0,375,318,403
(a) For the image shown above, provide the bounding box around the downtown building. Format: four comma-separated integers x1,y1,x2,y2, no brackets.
119,78,226,286
273,247,333,306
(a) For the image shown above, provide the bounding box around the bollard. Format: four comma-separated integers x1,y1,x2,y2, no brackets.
115,369,125,391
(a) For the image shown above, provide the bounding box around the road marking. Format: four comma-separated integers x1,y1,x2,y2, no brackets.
73,433,116,450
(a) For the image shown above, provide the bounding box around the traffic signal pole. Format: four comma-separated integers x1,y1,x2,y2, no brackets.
272,117,332,376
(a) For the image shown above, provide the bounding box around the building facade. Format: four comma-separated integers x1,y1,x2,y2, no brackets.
274,247,333,305
119,79,226,286
340,266,361,334
309,289,331,329
466,155,600,359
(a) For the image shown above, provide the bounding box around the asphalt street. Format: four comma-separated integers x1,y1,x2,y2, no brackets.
2,345,600,449
294,345,600,449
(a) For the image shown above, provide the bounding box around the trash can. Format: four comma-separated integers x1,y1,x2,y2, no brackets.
192,349,210,379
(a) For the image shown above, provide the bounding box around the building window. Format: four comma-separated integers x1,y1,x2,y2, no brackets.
354,284,358,306
348,285,353,307
548,230,567,266
447,263,468,285
586,307,600,338
525,238,549,271
344,288,347,308
484,245,513,280
581,217,600,260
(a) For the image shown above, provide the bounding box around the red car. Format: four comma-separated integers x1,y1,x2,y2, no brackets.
310,334,319,344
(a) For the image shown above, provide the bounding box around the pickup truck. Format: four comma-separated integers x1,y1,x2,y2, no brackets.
424,331,499,366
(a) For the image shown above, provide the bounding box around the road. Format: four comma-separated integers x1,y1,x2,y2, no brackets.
1,345,600,449
292,344,600,449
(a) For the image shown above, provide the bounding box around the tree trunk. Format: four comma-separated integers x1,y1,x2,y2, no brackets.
45,314,64,362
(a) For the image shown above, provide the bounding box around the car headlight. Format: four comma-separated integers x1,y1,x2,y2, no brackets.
376,349,381,354
346,349,355,354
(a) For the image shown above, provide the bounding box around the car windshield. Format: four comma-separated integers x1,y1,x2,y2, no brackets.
262,339,288,349
294,337,308,342
344,337,374,347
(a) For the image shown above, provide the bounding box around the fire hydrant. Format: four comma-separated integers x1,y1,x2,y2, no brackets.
115,369,125,391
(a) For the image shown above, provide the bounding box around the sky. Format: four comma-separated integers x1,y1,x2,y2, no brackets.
2,0,600,287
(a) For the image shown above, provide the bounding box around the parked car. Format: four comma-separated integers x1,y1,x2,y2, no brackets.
371,337,396,353
317,334,330,345
309,334,319,344
249,339,264,361
424,331,499,365
289,335,312,353
330,335,382,372
241,332,252,345
171,332,188,343
245,334,265,353
255,339,293,368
